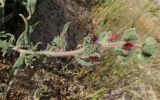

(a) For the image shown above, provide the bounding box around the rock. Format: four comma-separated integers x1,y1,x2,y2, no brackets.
31,0,91,50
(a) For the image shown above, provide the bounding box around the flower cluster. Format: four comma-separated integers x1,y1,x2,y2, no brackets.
76,28,156,67
86,32,135,63
91,32,135,51
123,42,134,51
90,34,99,43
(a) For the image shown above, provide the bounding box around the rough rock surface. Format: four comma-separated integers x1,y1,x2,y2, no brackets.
31,0,92,50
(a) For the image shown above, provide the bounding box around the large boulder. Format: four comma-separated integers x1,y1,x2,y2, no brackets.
31,0,92,49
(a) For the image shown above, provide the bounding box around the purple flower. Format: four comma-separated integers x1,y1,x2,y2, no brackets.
108,33,120,41
91,34,99,43
87,56,99,62
123,42,134,51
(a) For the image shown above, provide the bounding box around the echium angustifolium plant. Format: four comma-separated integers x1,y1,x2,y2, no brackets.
0,0,157,91
0,19,157,84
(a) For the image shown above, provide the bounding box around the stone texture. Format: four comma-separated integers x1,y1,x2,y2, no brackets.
31,0,92,50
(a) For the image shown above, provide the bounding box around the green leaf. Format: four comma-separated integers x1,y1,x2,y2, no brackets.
29,22,38,34
27,42,41,51
75,56,97,67
80,38,99,58
7,54,25,83
46,44,57,51
26,0,37,15
0,0,5,7
122,28,138,41
82,36,91,46
78,35,100,66
16,14,29,48
0,33,14,56
98,31,111,44
5,33,15,44
142,37,157,56
0,33,15,56
82,45,97,57
24,55,35,67
0,42,12,57
47,22,70,51
52,35,66,48
60,22,70,36
113,45,123,54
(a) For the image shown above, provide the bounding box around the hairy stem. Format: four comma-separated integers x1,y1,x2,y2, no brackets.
12,46,85,57
0,39,141,57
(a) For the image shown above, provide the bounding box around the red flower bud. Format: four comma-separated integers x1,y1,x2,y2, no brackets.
123,42,134,51
91,34,99,43
108,33,120,41
87,56,99,62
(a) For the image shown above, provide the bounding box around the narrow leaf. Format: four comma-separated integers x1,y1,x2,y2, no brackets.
26,0,37,19
7,54,24,83
61,22,70,36
75,56,97,67
16,14,29,47
48,22,70,50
